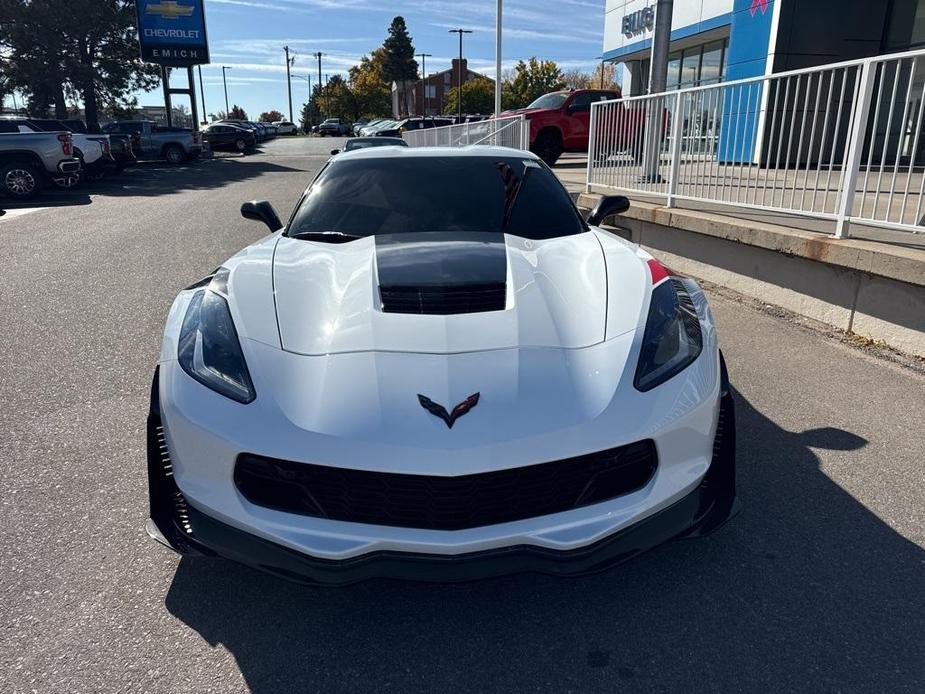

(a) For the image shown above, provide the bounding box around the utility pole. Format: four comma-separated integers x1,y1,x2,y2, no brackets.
416,52,432,115
448,29,473,121
198,65,206,123
600,57,605,89
222,65,232,114
312,52,324,118
495,1,502,117
641,0,673,182
284,46,294,123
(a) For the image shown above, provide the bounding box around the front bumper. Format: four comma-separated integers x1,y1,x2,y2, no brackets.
145,358,737,585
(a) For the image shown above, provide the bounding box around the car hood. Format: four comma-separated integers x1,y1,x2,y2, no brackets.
267,230,643,355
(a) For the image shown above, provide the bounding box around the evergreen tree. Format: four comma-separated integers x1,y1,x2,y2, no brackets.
380,17,417,116
229,105,248,120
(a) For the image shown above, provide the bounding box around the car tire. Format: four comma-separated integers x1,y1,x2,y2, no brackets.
1,162,43,199
235,138,246,152
531,131,563,167
164,144,186,165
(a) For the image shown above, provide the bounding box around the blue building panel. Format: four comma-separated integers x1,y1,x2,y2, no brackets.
719,0,775,162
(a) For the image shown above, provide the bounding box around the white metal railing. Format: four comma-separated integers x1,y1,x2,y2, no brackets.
588,47,925,237
403,115,528,150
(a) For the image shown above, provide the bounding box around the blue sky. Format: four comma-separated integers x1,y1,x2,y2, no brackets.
152,0,607,119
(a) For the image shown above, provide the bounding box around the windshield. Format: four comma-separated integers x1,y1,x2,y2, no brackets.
526,92,569,110
288,155,585,240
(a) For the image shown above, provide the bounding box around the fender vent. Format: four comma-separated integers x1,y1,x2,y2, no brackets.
380,283,506,315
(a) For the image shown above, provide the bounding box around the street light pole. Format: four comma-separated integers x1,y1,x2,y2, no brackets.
416,52,432,115
312,52,324,117
448,29,473,121
222,66,232,114
495,1,502,118
284,46,294,123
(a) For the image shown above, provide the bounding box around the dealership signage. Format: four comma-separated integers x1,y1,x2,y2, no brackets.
136,0,210,66
622,6,655,38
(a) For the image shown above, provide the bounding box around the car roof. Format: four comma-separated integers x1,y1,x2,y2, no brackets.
332,145,541,162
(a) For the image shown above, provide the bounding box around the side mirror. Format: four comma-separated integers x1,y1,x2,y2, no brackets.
586,195,630,226
240,200,283,232
330,149,340,155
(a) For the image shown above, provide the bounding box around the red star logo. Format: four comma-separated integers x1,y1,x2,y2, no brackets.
750,0,769,16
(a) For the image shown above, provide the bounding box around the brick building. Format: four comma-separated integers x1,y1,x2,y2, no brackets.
392,59,486,117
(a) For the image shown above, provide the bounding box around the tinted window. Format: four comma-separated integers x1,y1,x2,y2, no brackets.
0,122,18,133
526,92,568,109
288,156,585,240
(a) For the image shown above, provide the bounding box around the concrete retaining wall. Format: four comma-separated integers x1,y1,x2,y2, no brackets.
578,195,925,358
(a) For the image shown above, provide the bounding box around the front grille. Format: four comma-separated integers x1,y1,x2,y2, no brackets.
234,441,657,530
380,282,506,315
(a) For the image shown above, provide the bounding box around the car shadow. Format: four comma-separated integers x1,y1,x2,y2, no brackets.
0,157,302,209
0,191,93,209
164,389,924,692
98,158,306,198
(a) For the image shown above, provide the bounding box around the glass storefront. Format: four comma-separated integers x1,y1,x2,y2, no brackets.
636,38,728,93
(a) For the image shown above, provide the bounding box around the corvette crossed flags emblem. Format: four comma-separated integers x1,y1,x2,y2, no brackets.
418,393,480,429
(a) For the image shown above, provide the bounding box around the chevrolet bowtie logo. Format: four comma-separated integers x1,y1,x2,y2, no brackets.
146,1,195,19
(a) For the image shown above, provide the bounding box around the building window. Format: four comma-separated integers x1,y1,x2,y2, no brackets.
700,40,727,86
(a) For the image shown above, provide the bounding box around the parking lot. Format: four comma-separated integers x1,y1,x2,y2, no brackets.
1,135,923,693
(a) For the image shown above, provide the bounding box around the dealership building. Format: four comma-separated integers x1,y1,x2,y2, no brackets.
603,0,925,96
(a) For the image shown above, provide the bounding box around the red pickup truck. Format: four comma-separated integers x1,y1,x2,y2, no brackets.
502,88,652,166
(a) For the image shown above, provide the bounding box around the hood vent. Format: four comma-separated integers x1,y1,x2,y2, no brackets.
380,282,506,315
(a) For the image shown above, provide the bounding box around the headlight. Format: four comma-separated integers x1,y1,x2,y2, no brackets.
634,272,703,392
178,269,255,403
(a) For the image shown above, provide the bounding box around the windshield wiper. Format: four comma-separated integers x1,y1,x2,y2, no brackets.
288,230,363,243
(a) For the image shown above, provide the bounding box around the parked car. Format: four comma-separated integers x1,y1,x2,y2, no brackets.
500,89,625,166
360,119,399,137
2,117,114,185
0,129,81,199
202,123,256,153
144,146,736,585
318,118,350,136
102,121,203,164
330,136,408,155
61,119,136,172
374,117,453,138
273,121,298,135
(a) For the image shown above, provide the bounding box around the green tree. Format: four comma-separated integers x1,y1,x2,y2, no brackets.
259,110,284,122
316,75,357,122
504,58,566,109
380,16,417,116
0,0,159,128
300,85,322,131
348,48,392,118
443,76,495,116
229,104,248,120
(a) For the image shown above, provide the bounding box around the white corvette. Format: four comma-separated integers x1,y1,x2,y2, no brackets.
146,146,737,584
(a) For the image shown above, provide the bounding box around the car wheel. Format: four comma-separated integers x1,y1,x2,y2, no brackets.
531,131,563,167
164,145,186,165
235,138,246,152
1,163,42,199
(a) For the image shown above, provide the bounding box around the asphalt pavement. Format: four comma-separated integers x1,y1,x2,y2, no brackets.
1,136,923,693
